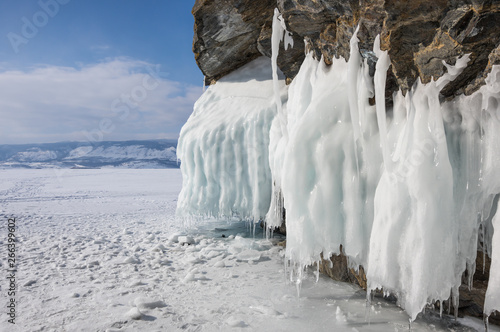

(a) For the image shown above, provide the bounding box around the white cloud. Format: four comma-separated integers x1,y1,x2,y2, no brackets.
0,58,203,144
91,45,111,51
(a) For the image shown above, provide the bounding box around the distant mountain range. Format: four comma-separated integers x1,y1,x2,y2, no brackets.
0,140,179,169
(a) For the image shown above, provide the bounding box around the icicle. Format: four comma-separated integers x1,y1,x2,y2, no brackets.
468,255,476,291
484,313,490,332
373,35,392,172
345,25,364,246
439,300,443,318
271,8,288,140
365,290,372,325
436,54,470,90
272,189,284,229
292,263,303,299
295,277,302,298
284,256,289,285
279,14,294,51
483,223,487,274
479,107,484,184
347,25,362,143
314,261,320,282
452,289,459,320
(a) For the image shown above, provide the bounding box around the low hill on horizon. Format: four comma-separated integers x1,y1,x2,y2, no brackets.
0,139,179,169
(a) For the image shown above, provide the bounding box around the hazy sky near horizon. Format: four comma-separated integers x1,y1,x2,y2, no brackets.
0,0,203,144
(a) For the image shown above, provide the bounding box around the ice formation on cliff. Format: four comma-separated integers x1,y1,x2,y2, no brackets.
176,58,285,220
177,12,500,322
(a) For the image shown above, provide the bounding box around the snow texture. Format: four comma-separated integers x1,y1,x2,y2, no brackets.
177,13,500,322
2,169,493,331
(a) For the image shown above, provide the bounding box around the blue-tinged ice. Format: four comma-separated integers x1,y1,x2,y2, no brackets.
176,57,285,221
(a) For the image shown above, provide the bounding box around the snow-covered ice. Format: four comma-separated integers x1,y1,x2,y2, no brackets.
0,169,492,331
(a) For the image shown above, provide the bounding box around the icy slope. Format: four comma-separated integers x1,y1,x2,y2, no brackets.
177,19,500,322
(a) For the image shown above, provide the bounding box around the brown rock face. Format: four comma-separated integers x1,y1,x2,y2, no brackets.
317,247,367,290
192,0,275,85
458,251,500,325
192,0,305,84
193,0,500,99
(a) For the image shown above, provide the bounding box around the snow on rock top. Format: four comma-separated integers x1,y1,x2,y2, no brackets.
177,15,500,323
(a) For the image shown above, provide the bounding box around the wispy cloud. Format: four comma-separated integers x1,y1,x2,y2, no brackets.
0,58,202,144
91,44,111,51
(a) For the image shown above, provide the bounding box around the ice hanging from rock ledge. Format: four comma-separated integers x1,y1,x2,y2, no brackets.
367,51,470,322
265,8,294,229
278,27,382,270
176,12,500,321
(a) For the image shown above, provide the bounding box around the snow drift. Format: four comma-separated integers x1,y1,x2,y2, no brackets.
177,16,500,322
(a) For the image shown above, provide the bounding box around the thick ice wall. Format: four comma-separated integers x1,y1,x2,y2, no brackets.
265,52,318,228
278,48,382,267
442,66,500,317
176,57,284,220
271,27,500,320
367,77,460,320
485,200,500,316
443,71,500,278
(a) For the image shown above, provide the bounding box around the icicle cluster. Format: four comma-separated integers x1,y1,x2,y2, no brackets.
177,9,500,321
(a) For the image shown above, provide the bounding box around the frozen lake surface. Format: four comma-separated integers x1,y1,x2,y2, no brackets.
0,169,494,331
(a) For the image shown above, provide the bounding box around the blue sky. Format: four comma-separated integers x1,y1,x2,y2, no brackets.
0,0,204,144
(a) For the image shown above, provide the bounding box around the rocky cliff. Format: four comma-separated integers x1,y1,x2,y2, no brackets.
193,0,500,100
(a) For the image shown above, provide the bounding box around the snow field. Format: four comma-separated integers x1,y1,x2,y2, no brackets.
0,169,489,331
